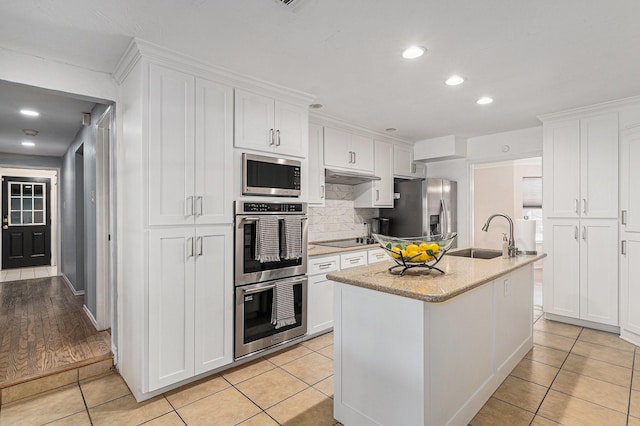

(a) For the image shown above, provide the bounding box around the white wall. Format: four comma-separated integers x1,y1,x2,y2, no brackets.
425,126,543,247
473,162,515,249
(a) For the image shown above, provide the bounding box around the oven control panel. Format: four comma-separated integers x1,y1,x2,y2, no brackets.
240,202,305,213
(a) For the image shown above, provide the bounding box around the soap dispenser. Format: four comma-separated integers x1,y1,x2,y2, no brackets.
501,233,509,259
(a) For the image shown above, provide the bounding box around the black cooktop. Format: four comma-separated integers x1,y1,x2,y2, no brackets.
313,238,376,248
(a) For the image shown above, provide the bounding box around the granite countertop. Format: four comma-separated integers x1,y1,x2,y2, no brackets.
326,251,547,303
308,242,380,257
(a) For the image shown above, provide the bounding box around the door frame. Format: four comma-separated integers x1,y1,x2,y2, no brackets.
0,168,59,271
95,106,113,331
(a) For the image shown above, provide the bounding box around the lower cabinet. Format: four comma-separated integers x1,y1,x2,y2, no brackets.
620,236,640,341
148,225,233,391
307,255,339,337
543,218,618,326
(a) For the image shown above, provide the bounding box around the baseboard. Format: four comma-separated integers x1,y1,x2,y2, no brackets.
544,312,620,334
61,274,85,296
83,305,99,329
111,342,118,367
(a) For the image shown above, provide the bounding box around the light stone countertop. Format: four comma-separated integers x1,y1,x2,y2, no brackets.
308,243,380,257
327,251,547,303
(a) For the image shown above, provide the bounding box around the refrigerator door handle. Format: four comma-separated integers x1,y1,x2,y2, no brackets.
440,199,447,235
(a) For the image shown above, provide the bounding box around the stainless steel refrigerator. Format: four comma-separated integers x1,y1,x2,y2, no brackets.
380,178,457,243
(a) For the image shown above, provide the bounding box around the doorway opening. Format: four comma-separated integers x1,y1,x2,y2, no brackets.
471,157,544,308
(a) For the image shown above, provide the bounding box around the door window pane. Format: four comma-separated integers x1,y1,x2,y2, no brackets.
34,197,43,210
23,212,33,224
23,185,32,196
11,198,21,210
7,182,46,226
10,184,21,196
34,211,44,224
10,212,21,224
23,198,32,210
34,185,43,196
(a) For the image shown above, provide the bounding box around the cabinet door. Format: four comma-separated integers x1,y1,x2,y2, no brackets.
393,144,414,177
308,274,335,336
581,113,618,218
412,162,426,179
543,120,580,218
323,127,351,169
308,123,325,204
195,79,233,225
274,101,308,158
620,236,640,336
621,127,640,233
194,226,233,374
148,64,195,226
234,89,275,152
350,133,375,172
579,219,618,325
148,228,195,390
374,140,394,207
543,219,580,318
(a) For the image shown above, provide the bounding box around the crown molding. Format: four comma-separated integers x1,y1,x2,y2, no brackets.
309,111,414,145
538,95,640,122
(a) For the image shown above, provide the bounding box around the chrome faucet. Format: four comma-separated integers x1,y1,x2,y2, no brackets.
482,213,518,257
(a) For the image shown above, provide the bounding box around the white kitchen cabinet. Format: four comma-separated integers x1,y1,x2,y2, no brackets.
340,251,368,269
620,126,640,344
354,140,394,208
308,255,339,337
308,123,325,205
148,64,233,226
234,89,308,158
543,113,618,219
324,126,374,172
393,144,425,179
367,248,388,264
543,218,618,326
148,226,233,391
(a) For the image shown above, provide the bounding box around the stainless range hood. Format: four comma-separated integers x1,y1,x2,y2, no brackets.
324,168,382,185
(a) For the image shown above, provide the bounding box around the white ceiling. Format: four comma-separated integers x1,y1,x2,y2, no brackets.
0,81,95,157
1,0,640,142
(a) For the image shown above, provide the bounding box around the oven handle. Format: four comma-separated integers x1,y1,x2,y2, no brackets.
243,284,276,295
238,216,308,223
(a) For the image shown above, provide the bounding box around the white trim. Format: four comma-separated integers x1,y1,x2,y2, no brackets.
61,273,85,296
543,312,621,334
310,110,414,145
83,304,99,329
538,95,640,122
95,106,112,331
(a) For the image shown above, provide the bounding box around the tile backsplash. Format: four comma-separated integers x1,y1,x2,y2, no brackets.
308,184,378,242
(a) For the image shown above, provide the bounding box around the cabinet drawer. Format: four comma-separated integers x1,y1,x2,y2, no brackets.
368,248,388,264
340,251,367,269
309,255,340,276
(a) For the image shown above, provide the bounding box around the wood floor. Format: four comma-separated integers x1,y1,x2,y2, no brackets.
0,275,111,387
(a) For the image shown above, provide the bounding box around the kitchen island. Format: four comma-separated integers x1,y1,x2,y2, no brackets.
327,252,546,426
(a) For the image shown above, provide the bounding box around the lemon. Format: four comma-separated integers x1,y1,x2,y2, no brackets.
406,244,420,252
417,251,429,262
419,243,429,251
390,247,402,259
406,250,419,261
428,243,440,253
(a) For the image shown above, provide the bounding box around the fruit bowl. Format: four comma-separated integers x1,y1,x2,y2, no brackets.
372,232,458,275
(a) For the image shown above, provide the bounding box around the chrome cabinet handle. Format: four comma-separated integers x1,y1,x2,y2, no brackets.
582,226,587,241
196,196,203,216
376,189,380,201
319,263,332,269
276,129,281,146
197,236,203,257
349,258,360,263
269,128,275,146
187,237,194,258
582,199,587,215
412,163,416,174
353,151,357,163
574,225,579,240
574,199,579,215
348,151,354,163
622,240,627,255
320,185,325,199
622,210,628,225
185,196,194,217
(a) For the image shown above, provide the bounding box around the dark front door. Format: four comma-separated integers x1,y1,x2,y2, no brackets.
2,177,51,269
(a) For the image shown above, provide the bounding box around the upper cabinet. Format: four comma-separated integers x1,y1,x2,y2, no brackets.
234,89,308,158
148,64,233,226
308,123,326,205
324,126,374,172
354,140,394,208
543,112,618,219
394,144,426,179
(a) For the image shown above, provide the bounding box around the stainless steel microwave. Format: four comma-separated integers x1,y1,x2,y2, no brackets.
242,153,301,197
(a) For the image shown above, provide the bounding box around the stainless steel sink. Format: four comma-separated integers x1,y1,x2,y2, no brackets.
447,248,503,260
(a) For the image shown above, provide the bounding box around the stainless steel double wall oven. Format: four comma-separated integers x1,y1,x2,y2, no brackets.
234,201,308,359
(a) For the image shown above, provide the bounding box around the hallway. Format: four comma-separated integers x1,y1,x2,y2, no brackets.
0,275,111,387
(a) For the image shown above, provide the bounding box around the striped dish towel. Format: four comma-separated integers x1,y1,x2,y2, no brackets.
271,280,297,329
255,216,281,263
281,216,303,260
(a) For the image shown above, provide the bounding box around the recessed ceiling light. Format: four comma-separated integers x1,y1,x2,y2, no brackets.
20,109,40,117
22,141,35,147
402,46,426,59
445,75,465,86
309,103,323,109
385,128,397,132
476,97,494,105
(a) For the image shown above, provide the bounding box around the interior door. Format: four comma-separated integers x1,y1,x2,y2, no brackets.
2,177,51,269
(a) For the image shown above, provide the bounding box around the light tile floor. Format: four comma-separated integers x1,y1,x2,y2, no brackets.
2,309,640,425
0,265,58,282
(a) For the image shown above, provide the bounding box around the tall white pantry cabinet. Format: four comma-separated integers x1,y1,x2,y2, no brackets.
115,43,234,400
542,112,619,327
